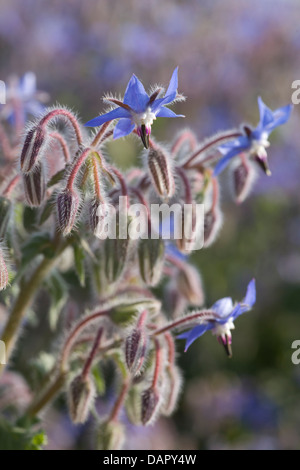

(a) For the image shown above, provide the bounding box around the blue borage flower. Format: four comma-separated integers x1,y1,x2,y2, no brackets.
85,67,185,148
214,98,293,176
1,72,48,123
177,279,256,356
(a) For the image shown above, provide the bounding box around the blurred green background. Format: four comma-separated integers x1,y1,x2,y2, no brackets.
1,0,300,449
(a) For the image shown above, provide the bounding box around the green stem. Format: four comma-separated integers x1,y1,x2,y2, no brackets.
0,243,67,376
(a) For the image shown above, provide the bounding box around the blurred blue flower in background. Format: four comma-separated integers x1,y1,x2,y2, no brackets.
214,98,293,176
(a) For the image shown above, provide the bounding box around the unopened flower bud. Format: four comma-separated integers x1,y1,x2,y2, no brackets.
125,313,149,375
104,235,130,284
0,197,12,239
97,421,125,450
175,202,202,253
57,188,81,236
141,387,161,425
138,237,165,286
203,207,223,248
23,161,46,207
20,126,48,173
161,366,182,416
232,157,257,204
67,374,95,424
148,146,175,200
89,199,111,239
177,264,204,306
0,244,9,291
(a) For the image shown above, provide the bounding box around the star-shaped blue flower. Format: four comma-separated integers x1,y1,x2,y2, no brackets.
214,98,293,176
85,68,184,148
177,279,256,356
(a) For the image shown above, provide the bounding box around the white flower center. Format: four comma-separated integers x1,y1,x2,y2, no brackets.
134,107,156,128
212,319,235,338
251,132,270,159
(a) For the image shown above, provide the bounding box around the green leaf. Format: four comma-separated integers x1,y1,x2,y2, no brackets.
92,365,106,396
25,431,48,450
0,417,47,450
21,232,55,267
47,168,65,188
45,271,68,330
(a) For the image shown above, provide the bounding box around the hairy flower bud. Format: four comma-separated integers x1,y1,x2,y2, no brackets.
148,146,175,200
203,207,223,248
161,366,182,416
67,374,95,424
20,126,48,173
141,387,161,425
0,244,9,291
97,421,125,450
177,264,204,306
138,237,165,286
89,198,111,239
175,202,203,253
0,197,12,239
23,161,46,207
57,188,81,236
125,312,149,375
231,157,257,204
103,233,130,284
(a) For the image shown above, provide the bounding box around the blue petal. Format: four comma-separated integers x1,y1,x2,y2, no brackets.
113,118,135,139
165,67,179,101
265,104,293,132
156,107,185,118
123,75,149,113
257,97,275,129
85,107,131,127
243,278,256,307
177,324,212,351
211,297,234,317
213,146,244,176
150,68,179,112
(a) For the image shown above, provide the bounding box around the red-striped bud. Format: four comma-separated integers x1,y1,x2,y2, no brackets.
232,157,257,204
68,374,95,424
20,126,48,173
23,161,46,207
141,387,161,425
148,146,175,200
57,188,81,236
